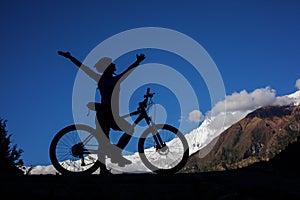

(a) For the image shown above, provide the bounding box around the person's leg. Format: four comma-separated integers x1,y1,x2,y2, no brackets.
96,113,112,174
109,117,132,166
113,117,134,149
116,133,132,149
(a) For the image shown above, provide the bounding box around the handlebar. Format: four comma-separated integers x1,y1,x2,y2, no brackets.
138,88,155,110
144,87,155,98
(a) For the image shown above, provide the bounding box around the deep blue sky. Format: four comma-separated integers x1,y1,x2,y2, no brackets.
1,0,300,166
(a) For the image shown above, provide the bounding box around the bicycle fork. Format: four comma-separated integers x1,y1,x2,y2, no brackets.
151,126,167,151
144,115,166,151
133,109,167,151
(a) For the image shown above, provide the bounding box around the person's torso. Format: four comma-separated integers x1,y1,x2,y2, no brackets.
98,75,120,113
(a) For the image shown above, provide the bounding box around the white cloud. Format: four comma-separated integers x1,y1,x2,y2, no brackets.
188,110,204,123
295,78,300,90
209,87,277,117
273,95,294,106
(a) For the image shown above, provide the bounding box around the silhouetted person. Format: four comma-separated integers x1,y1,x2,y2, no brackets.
58,51,145,173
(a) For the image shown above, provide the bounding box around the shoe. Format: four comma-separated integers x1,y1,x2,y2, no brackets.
109,149,132,167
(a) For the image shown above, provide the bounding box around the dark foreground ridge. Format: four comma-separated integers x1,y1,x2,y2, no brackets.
1,169,299,200
3,111,300,200
2,127,300,199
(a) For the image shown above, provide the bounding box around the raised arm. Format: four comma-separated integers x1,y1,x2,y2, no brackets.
58,51,100,82
117,54,145,81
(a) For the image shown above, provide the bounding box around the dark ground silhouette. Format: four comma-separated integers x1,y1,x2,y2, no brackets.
1,139,300,200
1,169,299,199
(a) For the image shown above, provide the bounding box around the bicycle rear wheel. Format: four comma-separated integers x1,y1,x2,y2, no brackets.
138,124,189,174
49,124,101,175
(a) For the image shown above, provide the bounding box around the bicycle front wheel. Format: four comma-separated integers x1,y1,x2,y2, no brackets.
49,124,101,175
138,124,189,174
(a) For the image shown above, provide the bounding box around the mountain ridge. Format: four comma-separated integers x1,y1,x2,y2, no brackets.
182,104,300,172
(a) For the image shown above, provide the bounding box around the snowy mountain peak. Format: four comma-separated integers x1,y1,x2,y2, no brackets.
287,90,300,105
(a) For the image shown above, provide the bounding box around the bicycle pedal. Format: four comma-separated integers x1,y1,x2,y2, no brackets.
116,160,132,167
110,156,132,167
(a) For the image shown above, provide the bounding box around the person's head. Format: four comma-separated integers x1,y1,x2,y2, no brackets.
94,57,115,74
104,63,116,75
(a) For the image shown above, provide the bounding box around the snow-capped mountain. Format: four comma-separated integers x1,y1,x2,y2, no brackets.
287,90,300,105
186,89,300,157
27,89,300,175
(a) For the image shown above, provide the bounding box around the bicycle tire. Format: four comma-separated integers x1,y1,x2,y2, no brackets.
138,124,189,174
49,124,101,175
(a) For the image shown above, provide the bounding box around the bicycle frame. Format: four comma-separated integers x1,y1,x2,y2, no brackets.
120,103,166,150
120,107,151,128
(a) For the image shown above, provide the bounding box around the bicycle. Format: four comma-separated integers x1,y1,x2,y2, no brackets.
49,88,189,175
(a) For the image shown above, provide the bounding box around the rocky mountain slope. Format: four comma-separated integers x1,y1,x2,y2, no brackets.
182,104,300,172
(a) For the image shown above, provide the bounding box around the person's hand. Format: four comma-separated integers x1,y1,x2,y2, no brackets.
58,51,71,58
136,54,145,62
